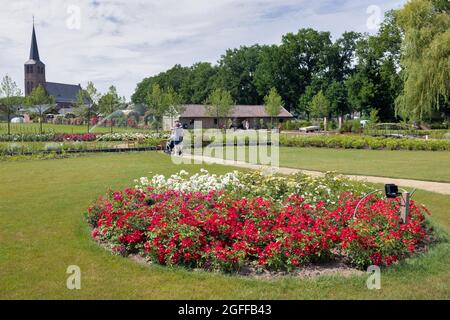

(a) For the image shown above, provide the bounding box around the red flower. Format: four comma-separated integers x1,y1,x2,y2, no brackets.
87,187,431,271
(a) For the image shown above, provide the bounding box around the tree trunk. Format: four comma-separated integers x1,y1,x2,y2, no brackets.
7,108,11,135
39,114,43,134
87,108,90,133
323,117,327,132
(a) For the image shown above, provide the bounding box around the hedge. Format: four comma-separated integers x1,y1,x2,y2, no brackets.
279,135,450,151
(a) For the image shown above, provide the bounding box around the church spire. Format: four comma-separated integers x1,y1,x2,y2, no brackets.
29,20,40,61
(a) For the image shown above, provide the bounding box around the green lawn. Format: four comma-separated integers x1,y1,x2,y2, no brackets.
278,147,450,183
0,152,449,299
0,122,148,134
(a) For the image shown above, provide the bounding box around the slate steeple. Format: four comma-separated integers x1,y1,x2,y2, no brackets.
24,20,46,96
29,24,40,61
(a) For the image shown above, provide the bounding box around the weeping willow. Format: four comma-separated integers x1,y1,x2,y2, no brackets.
395,0,450,120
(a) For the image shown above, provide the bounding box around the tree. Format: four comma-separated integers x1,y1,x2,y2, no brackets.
216,45,265,105
264,87,283,129
255,29,333,110
298,83,319,119
204,88,234,129
368,108,380,129
188,63,218,104
146,84,166,132
98,85,122,133
132,64,194,105
308,91,330,130
325,81,348,118
345,70,375,116
25,85,54,134
164,87,184,128
395,0,450,120
344,17,402,122
74,89,90,132
329,31,362,82
0,75,23,135
85,82,100,129
74,82,100,132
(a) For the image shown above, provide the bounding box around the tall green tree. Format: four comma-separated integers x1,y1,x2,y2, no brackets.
163,87,184,128
98,85,122,133
0,75,23,135
74,88,91,132
25,85,55,134
204,88,234,129
395,0,450,120
84,82,101,130
308,90,330,130
255,29,333,110
264,87,283,129
325,81,348,118
345,13,403,122
187,62,218,104
132,64,194,104
146,84,166,132
216,45,265,105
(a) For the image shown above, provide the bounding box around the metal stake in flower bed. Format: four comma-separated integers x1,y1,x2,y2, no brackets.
352,184,416,224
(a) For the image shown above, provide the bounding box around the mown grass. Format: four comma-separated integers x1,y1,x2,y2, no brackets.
278,147,450,182
0,152,449,299
204,146,450,182
0,122,148,134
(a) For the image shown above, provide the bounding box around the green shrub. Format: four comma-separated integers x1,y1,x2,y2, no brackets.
279,134,450,151
385,139,400,150
367,138,384,150
351,120,362,134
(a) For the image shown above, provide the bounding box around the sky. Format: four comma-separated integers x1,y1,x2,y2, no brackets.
0,0,406,99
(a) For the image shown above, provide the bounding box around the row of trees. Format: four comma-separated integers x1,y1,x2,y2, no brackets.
0,76,53,134
0,77,128,134
132,0,449,123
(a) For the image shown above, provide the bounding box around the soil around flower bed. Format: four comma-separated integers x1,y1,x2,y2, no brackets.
94,236,365,279
95,235,364,279
95,232,441,279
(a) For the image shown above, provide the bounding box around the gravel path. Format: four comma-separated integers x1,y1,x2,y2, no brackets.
181,154,450,195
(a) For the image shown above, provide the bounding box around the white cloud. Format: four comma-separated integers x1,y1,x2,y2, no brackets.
0,0,406,99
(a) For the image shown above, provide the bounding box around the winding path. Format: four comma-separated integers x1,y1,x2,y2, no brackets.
181,154,450,195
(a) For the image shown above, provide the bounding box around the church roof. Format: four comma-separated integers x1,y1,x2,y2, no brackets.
44,82,82,103
29,25,40,61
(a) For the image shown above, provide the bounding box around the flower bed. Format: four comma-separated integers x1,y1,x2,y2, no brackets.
56,133,97,142
0,133,58,142
0,132,169,143
0,133,97,142
87,170,433,273
98,132,169,142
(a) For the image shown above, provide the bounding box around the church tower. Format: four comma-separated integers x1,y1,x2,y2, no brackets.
24,23,46,96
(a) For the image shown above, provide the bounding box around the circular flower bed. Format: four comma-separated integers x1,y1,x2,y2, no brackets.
87,170,433,273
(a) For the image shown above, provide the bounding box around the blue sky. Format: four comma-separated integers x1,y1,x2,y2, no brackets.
0,0,406,99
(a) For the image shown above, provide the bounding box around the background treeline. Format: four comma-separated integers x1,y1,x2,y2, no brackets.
132,0,450,123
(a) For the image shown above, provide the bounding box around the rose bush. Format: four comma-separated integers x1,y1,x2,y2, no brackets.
87,171,432,272
136,169,371,207
99,132,170,142
56,133,97,142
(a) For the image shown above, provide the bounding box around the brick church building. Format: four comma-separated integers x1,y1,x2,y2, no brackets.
24,24,85,112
